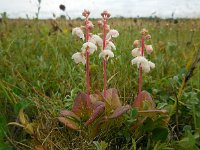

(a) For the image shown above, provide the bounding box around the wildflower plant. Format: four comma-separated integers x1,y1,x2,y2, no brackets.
58,10,128,138
59,13,169,144
98,10,119,97
71,9,97,106
131,29,155,109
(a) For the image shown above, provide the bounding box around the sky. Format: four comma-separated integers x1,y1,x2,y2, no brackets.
0,0,200,19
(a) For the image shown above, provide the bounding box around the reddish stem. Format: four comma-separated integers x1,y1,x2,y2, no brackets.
103,17,107,98
85,15,91,106
137,36,145,106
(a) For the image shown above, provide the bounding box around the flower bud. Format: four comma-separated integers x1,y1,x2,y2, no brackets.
140,28,148,35
97,20,103,28
88,21,94,29
101,10,111,18
145,34,151,40
106,25,110,31
82,9,90,17
133,40,140,47
145,45,153,54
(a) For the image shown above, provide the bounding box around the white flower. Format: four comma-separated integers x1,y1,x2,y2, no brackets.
89,34,103,47
72,27,85,40
99,49,114,60
148,61,155,69
131,56,147,68
106,29,119,40
131,48,141,57
81,42,97,54
145,45,153,54
88,21,94,29
131,56,155,73
72,52,86,65
105,41,116,50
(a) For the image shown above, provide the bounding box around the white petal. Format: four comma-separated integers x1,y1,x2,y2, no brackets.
145,45,153,54
148,61,155,69
81,42,97,54
106,29,119,40
72,27,85,40
141,62,151,73
105,41,116,50
99,49,114,60
131,56,148,65
89,34,103,47
131,56,155,73
72,52,86,65
131,48,141,57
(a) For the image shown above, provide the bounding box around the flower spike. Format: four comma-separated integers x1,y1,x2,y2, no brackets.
131,29,155,108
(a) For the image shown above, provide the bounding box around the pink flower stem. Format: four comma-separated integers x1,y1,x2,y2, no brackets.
103,17,107,98
137,36,145,106
85,15,91,107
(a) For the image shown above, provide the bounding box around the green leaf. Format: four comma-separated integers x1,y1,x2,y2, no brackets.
141,117,154,132
0,115,7,140
152,127,168,142
130,108,138,117
0,145,13,150
14,100,32,114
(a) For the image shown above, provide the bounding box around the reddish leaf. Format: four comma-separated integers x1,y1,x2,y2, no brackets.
107,105,131,119
60,110,80,121
72,92,91,117
132,90,155,109
90,93,104,103
84,104,105,126
58,117,80,130
91,101,105,109
105,88,122,109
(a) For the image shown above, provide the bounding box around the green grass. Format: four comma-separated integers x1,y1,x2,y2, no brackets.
0,18,199,149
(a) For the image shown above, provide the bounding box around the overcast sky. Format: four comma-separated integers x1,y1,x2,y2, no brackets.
0,0,200,19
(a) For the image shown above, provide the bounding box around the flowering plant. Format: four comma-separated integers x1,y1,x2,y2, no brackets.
131,29,155,109
98,10,119,97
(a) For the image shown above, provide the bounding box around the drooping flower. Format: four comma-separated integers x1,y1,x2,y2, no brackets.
140,28,148,35
99,49,114,60
88,21,94,29
131,48,141,57
148,60,155,69
145,34,151,40
131,56,155,73
81,42,97,54
89,34,103,47
106,29,119,40
72,27,85,40
72,52,86,65
97,20,103,28
145,45,153,54
105,41,116,50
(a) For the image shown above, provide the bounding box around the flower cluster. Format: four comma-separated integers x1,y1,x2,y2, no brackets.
71,10,119,64
98,11,119,61
71,10,99,65
131,29,155,73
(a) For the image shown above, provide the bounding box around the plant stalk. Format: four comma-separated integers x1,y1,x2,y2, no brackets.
103,17,107,98
137,36,145,106
85,15,91,106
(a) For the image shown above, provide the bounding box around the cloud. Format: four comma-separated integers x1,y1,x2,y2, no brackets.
0,0,200,19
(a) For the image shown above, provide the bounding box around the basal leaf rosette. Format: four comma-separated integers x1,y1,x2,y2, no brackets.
58,88,131,137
